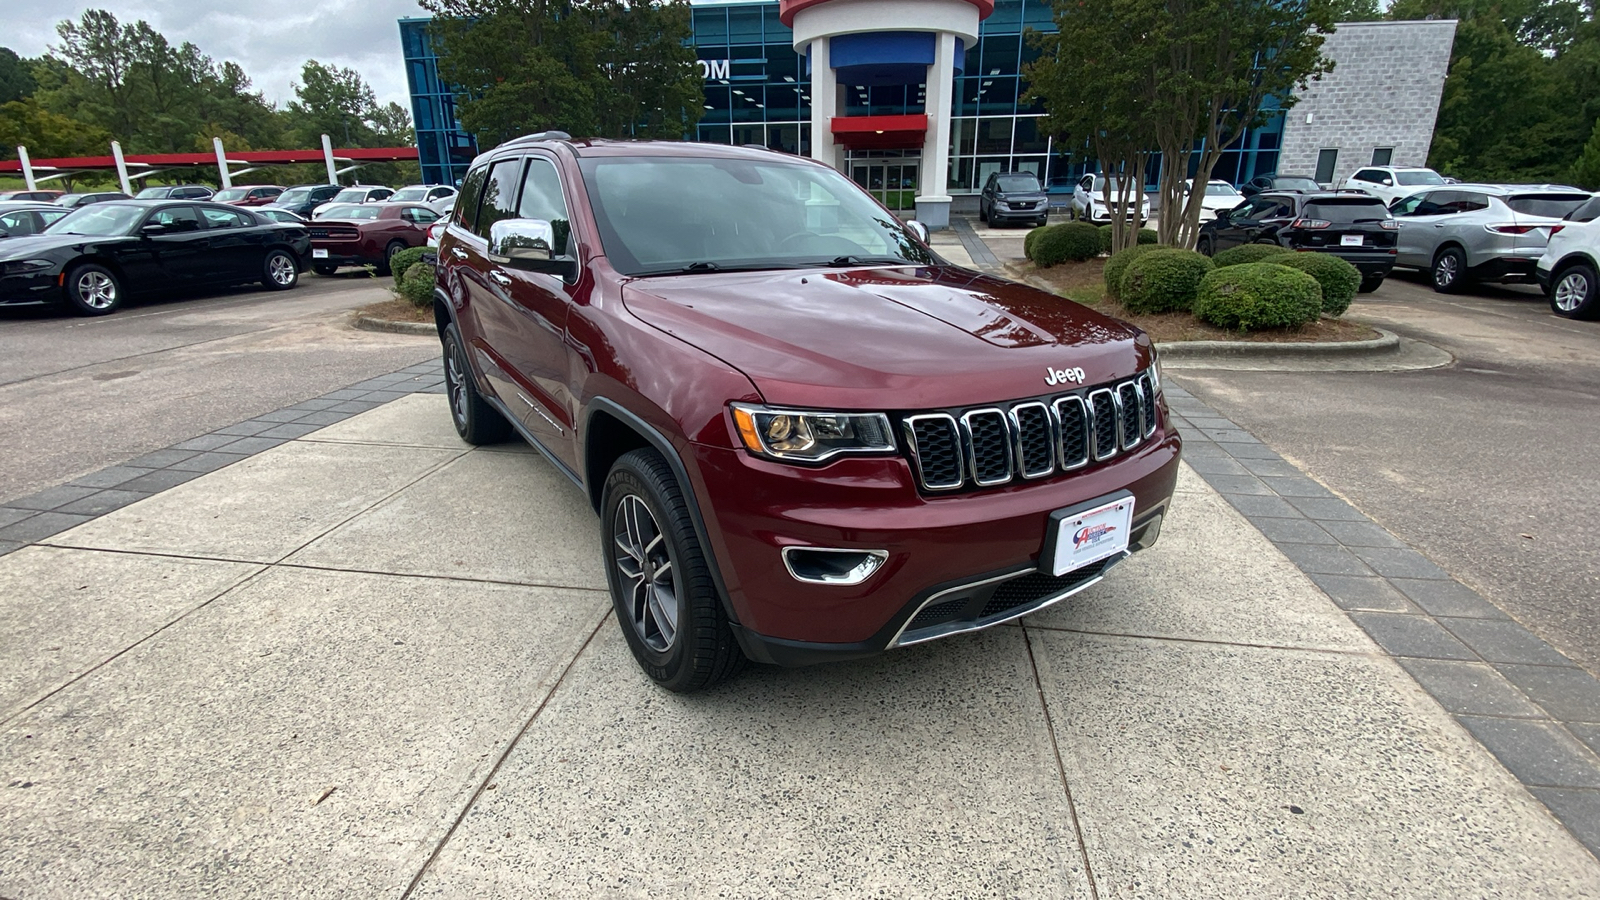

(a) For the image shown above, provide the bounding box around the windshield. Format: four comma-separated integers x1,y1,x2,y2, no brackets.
996,175,1041,192
578,156,936,277
1274,177,1322,191
213,188,250,202
1093,176,1130,190
273,189,310,206
333,189,369,203
390,188,429,201
48,204,145,236
1507,194,1589,218
134,187,170,199
1303,200,1391,223
316,204,379,220
1396,170,1446,186
1205,183,1240,196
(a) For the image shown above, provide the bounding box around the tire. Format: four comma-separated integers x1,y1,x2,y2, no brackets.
978,202,988,223
1431,246,1469,294
441,324,511,445
1197,236,1214,257
261,249,299,291
1358,274,1385,294
312,264,338,277
378,241,407,276
64,263,122,316
602,448,745,693
1550,262,1599,320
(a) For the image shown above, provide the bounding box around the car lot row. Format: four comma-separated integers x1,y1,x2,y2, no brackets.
0,181,458,220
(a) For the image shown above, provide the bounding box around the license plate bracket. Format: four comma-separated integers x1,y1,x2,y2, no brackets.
1041,492,1135,576
1340,234,1364,247
312,248,329,259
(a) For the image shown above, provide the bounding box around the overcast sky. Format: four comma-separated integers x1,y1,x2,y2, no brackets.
5,0,754,113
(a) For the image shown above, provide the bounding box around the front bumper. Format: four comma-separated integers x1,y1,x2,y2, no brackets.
991,202,1048,222
0,270,65,306
688,426,1182,665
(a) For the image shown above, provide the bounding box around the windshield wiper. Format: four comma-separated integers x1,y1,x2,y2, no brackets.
824,255,908,267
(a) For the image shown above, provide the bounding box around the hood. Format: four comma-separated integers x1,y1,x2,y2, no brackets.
0,233,99,259
622,265,1147,410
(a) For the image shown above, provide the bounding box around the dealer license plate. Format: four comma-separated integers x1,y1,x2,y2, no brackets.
312,248,329,258
1047,496,1134,576
1340,235,1364,247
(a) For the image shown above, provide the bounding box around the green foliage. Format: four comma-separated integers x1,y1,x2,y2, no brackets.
1137,228,1158,245
1032,222,1102,267
1024,225,1050,261
1118,249,1215,314
1194,264,1324,332
1103,245,1161,301
1274,252,1362,317
422,0,703,146
1212,243,1294,268
0,49,37,104
1096,224,1157,254
1572,118,1600,190
0,99,113,160
389,247,429,285
397,262,436,308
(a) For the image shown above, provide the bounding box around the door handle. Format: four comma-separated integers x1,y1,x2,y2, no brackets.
451,248,469,259
489,271,513,287
1434,223,1445,228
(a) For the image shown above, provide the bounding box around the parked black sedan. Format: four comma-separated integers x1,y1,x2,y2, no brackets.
0,200,311,316
1197,191,1400,292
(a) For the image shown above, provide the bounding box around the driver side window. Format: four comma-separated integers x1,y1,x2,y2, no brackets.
146,207,201,232
517,158,572,257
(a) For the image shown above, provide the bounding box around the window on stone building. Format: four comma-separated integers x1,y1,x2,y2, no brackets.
1371,148,1394,166
1315,149,1338,184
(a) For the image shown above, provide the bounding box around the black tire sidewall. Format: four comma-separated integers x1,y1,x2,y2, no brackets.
64,263,121,316
1433,248,1467,293
1551,264,1599,320
441,324,508,444
601,466,687,678
262,249,298,290
381,241,406,275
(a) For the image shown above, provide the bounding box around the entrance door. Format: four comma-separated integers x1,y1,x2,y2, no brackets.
849,154,919,211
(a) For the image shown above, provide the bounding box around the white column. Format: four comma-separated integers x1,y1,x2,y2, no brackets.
17,146,36,191
321,134,339,185
808,38,838,171
915,32,956,229
213,136,232,189
110,141,133,195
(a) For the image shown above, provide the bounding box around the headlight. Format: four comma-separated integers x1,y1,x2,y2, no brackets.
3,259,54,275
1150,352,1165,398
731,404,896,463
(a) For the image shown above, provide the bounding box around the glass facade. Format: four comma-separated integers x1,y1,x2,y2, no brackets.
401,1,1287,192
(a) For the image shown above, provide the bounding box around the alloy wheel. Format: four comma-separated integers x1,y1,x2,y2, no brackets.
268,254,296,285
77,271,116,309
1434,254,1458,288
1554,271,1590,312
612,493,679,653
445,341,470,430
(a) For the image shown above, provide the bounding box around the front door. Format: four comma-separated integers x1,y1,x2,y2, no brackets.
1392,192,1451,266
850,155,919,211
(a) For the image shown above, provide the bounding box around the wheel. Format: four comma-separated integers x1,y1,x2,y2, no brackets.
379,241,407,276
1550,262,1599,320
64,263,122,316
261,249,299,291
1358,274,1385,294
312,264,338,277
602,449,745,693
1197,236,1214,257
441,324,511,445
1431,246,1468,294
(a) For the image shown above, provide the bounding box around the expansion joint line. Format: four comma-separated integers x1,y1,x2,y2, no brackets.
1022,623,1101,900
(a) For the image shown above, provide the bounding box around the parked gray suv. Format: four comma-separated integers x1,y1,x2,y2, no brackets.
1389,184,1592,293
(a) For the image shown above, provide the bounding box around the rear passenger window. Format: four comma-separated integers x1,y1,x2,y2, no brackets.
455,164,489,232
201,207,250,229
518,158,571,255
475,158,524,240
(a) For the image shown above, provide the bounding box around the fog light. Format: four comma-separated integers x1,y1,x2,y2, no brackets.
1132,512,1164,551
782,547,888,585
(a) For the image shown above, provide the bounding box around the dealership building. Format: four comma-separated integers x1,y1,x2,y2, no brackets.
400,1,1454,224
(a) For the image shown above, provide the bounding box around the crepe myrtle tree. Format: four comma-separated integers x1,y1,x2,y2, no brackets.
1030,0,1337,249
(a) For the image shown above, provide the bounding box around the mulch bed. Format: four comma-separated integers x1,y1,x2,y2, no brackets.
357,298,433,325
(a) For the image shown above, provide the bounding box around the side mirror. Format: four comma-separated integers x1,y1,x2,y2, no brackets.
489,218,576,278
1382,178,1393,186
140,223,166,236
905,220,931,244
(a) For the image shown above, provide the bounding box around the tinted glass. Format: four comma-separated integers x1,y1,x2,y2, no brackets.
1505,194,1589,218
148,207,202,231
1396,170,1446,186
333,189,369,203
996,174,1041,192
135,187,170,199
0,211,39,235
52,204,145,235
1371,148,1394,166
1566,197,1600,223
1205,183,1239,196
578,156,935,276
518,159,571,255
475,158,524,239
275,189,311,206
213,188,250,202
1447,192,1489,213
201,207,251,228
391,188,429,201
38,210,66,227
1303,200,1390,223
455,164,489,231
321,205,381,220
1274,177,1322,192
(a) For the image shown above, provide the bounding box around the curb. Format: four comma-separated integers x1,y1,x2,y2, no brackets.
352,314,436,337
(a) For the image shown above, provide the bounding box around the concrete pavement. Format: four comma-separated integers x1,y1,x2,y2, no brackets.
2,380,1597,897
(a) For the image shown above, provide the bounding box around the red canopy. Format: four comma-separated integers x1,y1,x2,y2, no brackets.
830,115,929,150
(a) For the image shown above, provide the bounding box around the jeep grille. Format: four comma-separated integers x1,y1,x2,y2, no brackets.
901,371,1160,493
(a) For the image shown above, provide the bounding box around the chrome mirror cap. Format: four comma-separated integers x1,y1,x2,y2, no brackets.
905,220,931,244
488,218,555,263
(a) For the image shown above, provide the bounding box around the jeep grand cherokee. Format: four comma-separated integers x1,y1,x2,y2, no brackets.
433,134,1181,692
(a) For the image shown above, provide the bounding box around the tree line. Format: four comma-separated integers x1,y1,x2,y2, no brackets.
0,9,418,188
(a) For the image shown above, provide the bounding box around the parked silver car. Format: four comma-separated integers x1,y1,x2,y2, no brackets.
1389,184,1593,292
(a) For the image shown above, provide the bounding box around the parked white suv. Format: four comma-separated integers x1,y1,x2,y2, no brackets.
1185,179,1244,220
1071,174,1151,224
1341,166,1448,207
1537,194,1600,320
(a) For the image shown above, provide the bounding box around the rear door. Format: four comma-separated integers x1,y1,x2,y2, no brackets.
1392,192,1453,266
199,205,267,281
142,205,212,284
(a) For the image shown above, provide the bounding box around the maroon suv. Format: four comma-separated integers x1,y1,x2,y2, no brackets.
435,135,1180,692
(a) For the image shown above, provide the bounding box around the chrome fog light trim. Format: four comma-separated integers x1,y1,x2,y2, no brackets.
782,547,890,586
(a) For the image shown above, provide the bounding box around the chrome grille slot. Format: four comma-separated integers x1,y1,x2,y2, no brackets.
1010,402,1055,479
962,409,1013,486
905,414,964,491
1117,382,1144,449
1054,396,1089,471
1089,389,1119,461
1137,373,1159,437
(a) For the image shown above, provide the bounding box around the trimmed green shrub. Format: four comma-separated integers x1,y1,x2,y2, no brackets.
1136,227,1158,245
1024,225,1049,261
1102,244,1160,300
1032,221,1102,267
1211,243,1293,268
1097,224,1160,254
397,262,435,308
1118,249,1215,314
1097,224,1114,254
389,246,428,284
1274,252,1361,317
1193,263,1323,332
